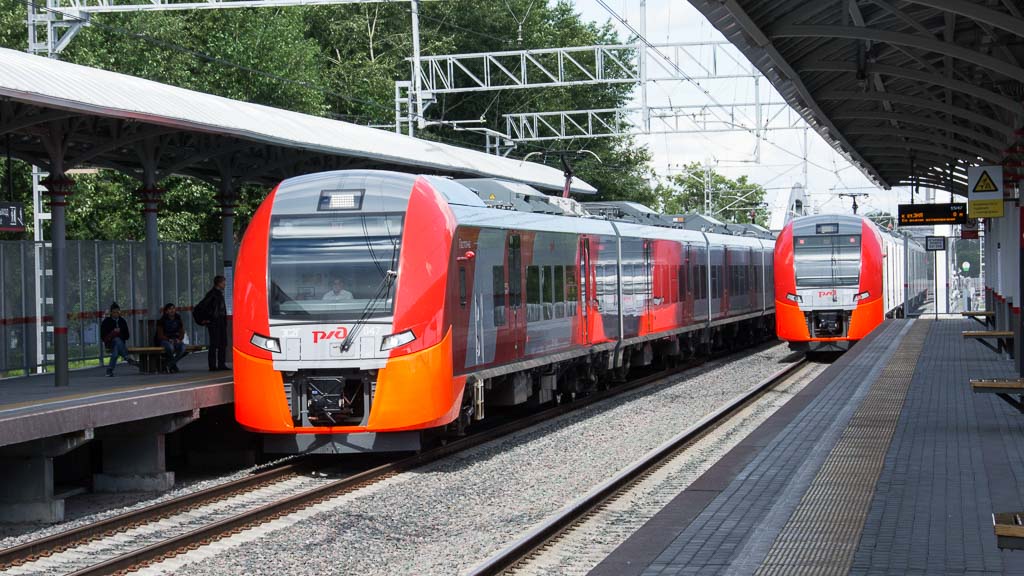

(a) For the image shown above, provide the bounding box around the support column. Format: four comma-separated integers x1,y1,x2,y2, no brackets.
93,411,196,492
43,174,73,387
139,186,164,322
0,430,93,523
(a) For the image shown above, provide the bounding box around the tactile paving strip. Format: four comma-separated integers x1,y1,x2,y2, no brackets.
755,320,931,576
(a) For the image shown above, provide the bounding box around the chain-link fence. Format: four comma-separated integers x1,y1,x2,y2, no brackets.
0,240,223,378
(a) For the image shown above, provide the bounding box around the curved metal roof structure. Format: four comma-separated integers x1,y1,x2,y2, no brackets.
688,0,1024,196
0,47,596,194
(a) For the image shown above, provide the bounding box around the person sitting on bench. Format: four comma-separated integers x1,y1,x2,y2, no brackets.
100,302,137,376
156,303,186,373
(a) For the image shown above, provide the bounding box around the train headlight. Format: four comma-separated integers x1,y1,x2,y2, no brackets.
250,333,282,353
786,293,803,303
853,291,871,302
380,329,416,351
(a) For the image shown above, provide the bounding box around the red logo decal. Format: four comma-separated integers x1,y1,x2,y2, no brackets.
818,290,837,298
312,327,349,344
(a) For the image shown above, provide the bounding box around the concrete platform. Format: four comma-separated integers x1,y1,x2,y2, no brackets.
593,318,1024,575
0,355,233,522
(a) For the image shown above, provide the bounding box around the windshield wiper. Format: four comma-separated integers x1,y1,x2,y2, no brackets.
340,269,398,353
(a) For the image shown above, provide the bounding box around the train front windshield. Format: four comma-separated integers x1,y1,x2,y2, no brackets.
268,214,404,321
793,234,861,289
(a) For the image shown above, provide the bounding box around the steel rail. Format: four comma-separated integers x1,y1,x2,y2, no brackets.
0,459,310,570
466,357,811,576
2,340,780,576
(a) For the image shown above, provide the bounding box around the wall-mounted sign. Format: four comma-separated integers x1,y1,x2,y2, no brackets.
925,236,947,251
0,202,25,232
968,165,1003,218
898,203,967,226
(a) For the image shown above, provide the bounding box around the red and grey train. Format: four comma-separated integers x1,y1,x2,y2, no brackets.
233,170,776,453
774,214,928,352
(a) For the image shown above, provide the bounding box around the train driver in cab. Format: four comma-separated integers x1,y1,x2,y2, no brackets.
322,278,353,301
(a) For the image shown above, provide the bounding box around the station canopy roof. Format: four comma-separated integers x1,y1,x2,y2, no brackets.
0,47,596,195
688,0,1024,196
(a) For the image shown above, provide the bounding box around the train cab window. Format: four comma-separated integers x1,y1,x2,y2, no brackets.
459,267,467,307
268,213,403,321
543,266,554,320
554,265,565,318
492,265,506,326
794,234,861,288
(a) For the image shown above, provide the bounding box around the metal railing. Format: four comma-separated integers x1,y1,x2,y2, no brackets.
0,240,223,378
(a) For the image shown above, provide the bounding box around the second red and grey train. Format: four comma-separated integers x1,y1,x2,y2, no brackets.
232,170,776,454
774,214,928,351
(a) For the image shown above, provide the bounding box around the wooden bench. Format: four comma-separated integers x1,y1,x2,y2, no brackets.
962,330,1014,355
970,379,1024,412
993,512,1024,549
961,310,995,328
128,345,207,374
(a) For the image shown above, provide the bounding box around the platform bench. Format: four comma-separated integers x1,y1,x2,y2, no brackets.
961,311,995,327
971,379,1024,413
962,330,1014,355
994,512,1024,549
127,345,207,374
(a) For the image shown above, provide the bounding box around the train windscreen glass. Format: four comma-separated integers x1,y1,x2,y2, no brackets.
268,214,403,320
793,234,861,288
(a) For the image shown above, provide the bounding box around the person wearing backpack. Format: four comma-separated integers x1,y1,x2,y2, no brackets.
195,275,228,371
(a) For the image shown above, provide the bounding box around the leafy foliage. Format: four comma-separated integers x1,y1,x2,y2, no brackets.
0,0,654,240
654,162,768,226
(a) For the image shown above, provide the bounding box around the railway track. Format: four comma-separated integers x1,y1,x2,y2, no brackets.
0,345,789,576
466,356,812,576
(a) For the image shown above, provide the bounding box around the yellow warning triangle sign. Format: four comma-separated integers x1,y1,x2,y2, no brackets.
974,170,999,193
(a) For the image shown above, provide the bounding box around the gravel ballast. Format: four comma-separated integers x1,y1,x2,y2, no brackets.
157,344,798,576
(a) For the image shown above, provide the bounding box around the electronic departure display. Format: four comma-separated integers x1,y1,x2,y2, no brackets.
897,203,967,226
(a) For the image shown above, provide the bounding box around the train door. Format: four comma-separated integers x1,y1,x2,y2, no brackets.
509,234,524,357
643,240,653,333
579,237,591,343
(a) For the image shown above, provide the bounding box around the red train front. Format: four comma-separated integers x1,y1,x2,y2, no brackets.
233,171,464,453
774,214,885,351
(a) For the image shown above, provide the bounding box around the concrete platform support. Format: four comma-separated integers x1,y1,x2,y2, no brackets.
93,410,196,493
0,430,93,523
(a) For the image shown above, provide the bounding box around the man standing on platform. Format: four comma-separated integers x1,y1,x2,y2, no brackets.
195,275,228,371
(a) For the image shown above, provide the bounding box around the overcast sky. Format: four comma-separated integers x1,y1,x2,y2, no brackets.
561,0,936,220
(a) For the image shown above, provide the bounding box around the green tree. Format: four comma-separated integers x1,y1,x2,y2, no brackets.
655,162,768,226
0,0,658,241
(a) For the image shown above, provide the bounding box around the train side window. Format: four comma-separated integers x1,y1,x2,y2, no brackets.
527,266,540,305
701,265,709,300
710,265,719,299
554,265,565,318
459,267,467,307
527,265,540,322
492,265,506,326
543,266,554,320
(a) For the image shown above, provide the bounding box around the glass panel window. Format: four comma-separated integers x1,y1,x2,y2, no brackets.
268,214,402,321
492,265,506,326
794,235,862,288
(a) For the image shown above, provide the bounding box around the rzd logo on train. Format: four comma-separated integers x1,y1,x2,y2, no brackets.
312,327,349,343
818,290,837,298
